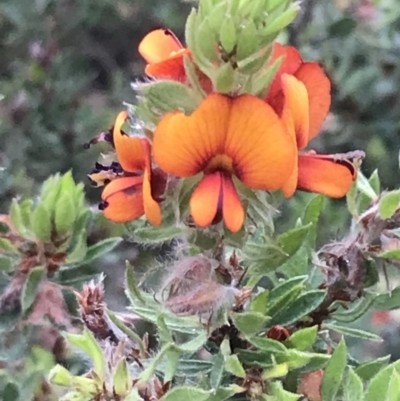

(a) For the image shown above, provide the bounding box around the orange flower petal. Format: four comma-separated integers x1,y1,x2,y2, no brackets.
297,154,355,198
221,175,244,232
143,168,162,226
282,156,298,198
145,50,190,81
226,95,296,190
101,176,142,200
113,111,145,172
190,172,222,228
294,63,331,141
141,139,162,226
281,74,310,149
101,177,144,223
153,94,231,177
138,29,183,64
267,43,302,101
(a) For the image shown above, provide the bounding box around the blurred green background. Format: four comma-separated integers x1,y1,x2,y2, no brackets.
0,0,399,361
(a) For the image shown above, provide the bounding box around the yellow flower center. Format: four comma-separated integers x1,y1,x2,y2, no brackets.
204,154,234,175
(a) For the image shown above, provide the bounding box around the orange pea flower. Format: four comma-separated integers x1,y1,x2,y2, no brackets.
153,94,296,233
138,29,189,81
266,43,358,198
89,112,164,225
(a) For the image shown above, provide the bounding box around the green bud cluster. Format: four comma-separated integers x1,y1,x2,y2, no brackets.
187,0,299,94
49,329,141,401
0,172,90,272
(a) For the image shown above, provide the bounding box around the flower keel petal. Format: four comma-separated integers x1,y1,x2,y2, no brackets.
190,172,222,228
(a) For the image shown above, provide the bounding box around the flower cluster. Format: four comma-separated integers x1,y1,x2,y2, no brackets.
87,27,361,233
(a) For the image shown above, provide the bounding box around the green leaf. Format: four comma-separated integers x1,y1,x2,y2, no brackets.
333,292,376,322
0,238,20,254
49,365,73,386
374,287,400,310
157,315,173,343
246,337,287,354
54,193,76,235
66,230,87,264
355,355,390,381
225,355,246,378
269,290,326,326
214,62,236,93
219,16,236,53
268,381,301,400
84,237,122,263
262,3,299,35
164,349,180,383
113,359,130,397
21,266,45,312
206,386,242,401
269,276,308,302
369,169,380,194
324,323,382,342
125,261,145,305
365,366,395,401
32,204,52,241
378,191,400,219
141,81,201,115
107,309,146,357
387,370,400,401
236,20,259,60
378,248,400,261
0,255,14,272
266,283,304,319
161,387,211,401
276,348,314,369
133,226,184,244
231,311,269,335
343,368,364,401
138,343,173,384
277,223,312,256
210,352,224,389
356,171,377,200
303,195,324,247
285,326,318,351
66,328,105,378
250,289,269,314
301,353,331,372
263,363,289,379
10,199,27,237
237,349,275,368
183,55,207,99
321,339,347,401
175,332,208,353
250,57,282,97
237,46,272,75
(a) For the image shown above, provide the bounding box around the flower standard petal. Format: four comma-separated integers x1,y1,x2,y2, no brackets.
113,111,146,172
221,175,244,233
281,73,310,149
153,94,231,177
294,63,331,141
267,43,302,101
190,172,222,228
101,177,144,222
297,154,355,198
282,156,299,198
138,29,189,80
225,95,296,190
138,29,183,64
145,50,190,81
